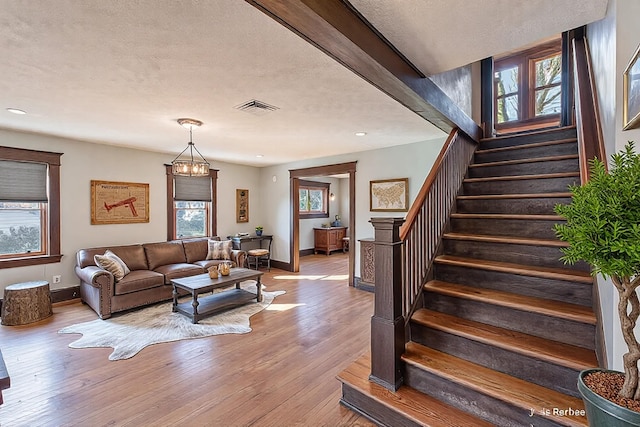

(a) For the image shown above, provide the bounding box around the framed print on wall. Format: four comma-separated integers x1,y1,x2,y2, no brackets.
236,189,249,223
91,180,149,225
370,178,409,212
624,43,640,130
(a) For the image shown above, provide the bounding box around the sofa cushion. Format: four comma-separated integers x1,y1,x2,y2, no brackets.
114,270,165,295
109,245,148,271
77,244,147,270
207,239,232,260
182,237,214,263
194,259,237,270
154,263,204,284
144,241,187,271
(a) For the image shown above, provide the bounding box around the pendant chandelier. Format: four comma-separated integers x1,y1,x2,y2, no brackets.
171,118,210,177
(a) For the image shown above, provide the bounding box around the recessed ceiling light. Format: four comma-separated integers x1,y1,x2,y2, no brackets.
7,108,26,115
355,132,367,136
256,154,264,158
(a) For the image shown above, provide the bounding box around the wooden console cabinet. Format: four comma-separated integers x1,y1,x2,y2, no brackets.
313,227,347,255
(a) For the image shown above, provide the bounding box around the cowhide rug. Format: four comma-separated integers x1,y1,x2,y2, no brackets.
59,281,284,361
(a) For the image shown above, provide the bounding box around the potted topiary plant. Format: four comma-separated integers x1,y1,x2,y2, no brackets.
255,226,263,236
555,142,640,425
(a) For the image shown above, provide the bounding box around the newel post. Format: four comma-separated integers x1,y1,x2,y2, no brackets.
369,217,405,391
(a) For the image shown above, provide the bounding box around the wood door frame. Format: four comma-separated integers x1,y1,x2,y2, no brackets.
290,161,357,285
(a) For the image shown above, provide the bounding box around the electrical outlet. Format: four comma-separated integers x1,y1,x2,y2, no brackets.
53,275,61,284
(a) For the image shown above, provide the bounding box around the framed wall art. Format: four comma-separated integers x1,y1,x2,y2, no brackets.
370,178,409,212
624,43,640,130
91,180,149,225
236,189,249,223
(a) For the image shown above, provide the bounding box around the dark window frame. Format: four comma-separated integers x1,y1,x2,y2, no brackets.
299,180,330,219
494,39,562,131
165,165,217,241
174,201,211,239
0,146,62,269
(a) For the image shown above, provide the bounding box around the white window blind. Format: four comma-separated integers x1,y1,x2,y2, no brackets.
174,176,212,202
0,160,48,202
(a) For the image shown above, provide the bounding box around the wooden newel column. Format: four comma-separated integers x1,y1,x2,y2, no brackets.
369,217,405,391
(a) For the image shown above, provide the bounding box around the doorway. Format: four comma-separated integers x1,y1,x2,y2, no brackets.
289,161,356,285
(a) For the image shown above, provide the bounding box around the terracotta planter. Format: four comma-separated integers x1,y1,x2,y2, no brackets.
578,369,640,426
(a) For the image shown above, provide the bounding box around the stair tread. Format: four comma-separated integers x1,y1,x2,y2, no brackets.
457,192,571,200
423,280,596,325
337,353,494,427
412,308,597,369
451,213,562,220
480,126,576,143
443,232,568,247
435,255,593,283
470,154,578,168
477,137,578,154
464,171,579,183
402,342,588,427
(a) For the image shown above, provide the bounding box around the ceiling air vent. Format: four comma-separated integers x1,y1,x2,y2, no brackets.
234,99,279,116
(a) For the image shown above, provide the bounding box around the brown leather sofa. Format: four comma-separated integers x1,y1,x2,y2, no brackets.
75,237,246,319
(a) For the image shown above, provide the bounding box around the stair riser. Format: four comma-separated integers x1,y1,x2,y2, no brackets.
480,128,577,150
340,385,420,427
404,364,566,427
462,176,578,195
442,239,590,272
422,293,595,349
456,197,571,215
434,262,593,306
468,158,579,178
410,326,581,397
475,142,578,163
450,217,559,239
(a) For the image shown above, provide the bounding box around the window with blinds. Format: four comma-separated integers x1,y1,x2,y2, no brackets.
170,173,215,239
0,147,61,265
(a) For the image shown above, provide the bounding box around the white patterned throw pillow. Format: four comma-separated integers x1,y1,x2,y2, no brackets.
105,250,130,276
94,250,130,281
207,239,232,260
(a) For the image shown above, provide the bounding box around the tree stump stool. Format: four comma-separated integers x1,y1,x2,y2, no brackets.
1,281,52,326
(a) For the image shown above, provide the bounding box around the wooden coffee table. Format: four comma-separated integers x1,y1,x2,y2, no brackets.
171,268,263,324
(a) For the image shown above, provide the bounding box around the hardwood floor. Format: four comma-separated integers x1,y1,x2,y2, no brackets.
0,253,375,426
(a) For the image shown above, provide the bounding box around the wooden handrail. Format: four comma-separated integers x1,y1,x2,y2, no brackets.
400,129,458,241
573,36,607,182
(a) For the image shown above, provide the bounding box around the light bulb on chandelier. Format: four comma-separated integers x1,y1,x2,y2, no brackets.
171,118,210,177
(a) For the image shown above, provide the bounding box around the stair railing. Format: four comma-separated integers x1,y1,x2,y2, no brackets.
399,129,477,320
369,128,477,390
573,35,607,181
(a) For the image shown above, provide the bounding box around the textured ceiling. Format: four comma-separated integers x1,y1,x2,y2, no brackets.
0,0,608,166
350,0,609,76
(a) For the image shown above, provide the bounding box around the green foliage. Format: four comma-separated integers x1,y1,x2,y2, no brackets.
0,226,41,255
554,142,640,278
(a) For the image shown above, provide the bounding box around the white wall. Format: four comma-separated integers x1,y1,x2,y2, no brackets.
258,136,446,274
588,0,640,371
611,0,640,372
587,0,618,370
0,129,260,293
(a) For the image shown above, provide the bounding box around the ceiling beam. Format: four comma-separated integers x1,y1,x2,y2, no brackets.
246,0,482,141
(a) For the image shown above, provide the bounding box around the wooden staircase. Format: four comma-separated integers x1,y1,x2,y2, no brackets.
339,127,599,426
